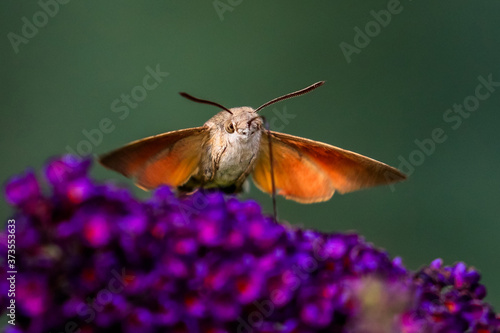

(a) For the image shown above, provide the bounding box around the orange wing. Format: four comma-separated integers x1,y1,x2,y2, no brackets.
99,127,208,190
252,131,406,203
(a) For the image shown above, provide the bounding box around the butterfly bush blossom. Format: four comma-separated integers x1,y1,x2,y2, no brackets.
1,156,499,333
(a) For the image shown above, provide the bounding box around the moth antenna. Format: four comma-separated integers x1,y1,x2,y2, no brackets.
262,116,278,222
255,81,325,113
179,92,233,115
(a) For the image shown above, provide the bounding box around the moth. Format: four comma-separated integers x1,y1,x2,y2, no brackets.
99,81,406,203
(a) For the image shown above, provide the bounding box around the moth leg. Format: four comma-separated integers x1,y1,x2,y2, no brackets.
234,153,257,191
207,146,226,182
177,176,202,194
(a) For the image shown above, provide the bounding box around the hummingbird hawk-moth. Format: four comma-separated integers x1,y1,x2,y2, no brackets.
99,81,406,203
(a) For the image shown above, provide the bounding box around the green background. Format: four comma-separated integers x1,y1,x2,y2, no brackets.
1,0,499,315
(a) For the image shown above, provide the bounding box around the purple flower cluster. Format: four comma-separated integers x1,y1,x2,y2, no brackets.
1,156,499,333
408,259,498,333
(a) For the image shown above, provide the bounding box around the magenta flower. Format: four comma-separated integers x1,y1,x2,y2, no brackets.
1,156,499,332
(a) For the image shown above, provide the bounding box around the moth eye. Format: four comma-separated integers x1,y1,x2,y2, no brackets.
225,122,235,133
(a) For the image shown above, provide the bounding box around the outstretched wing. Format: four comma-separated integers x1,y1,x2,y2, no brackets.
99,127,208,190
252,131,406,203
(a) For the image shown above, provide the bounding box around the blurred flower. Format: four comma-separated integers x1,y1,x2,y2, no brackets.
1,155,498,332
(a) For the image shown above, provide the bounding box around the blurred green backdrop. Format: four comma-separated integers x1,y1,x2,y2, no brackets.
1,0,499,313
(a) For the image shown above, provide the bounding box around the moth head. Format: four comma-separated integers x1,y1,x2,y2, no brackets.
179,80,325,137
179,92,263,138
223,107,262,137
